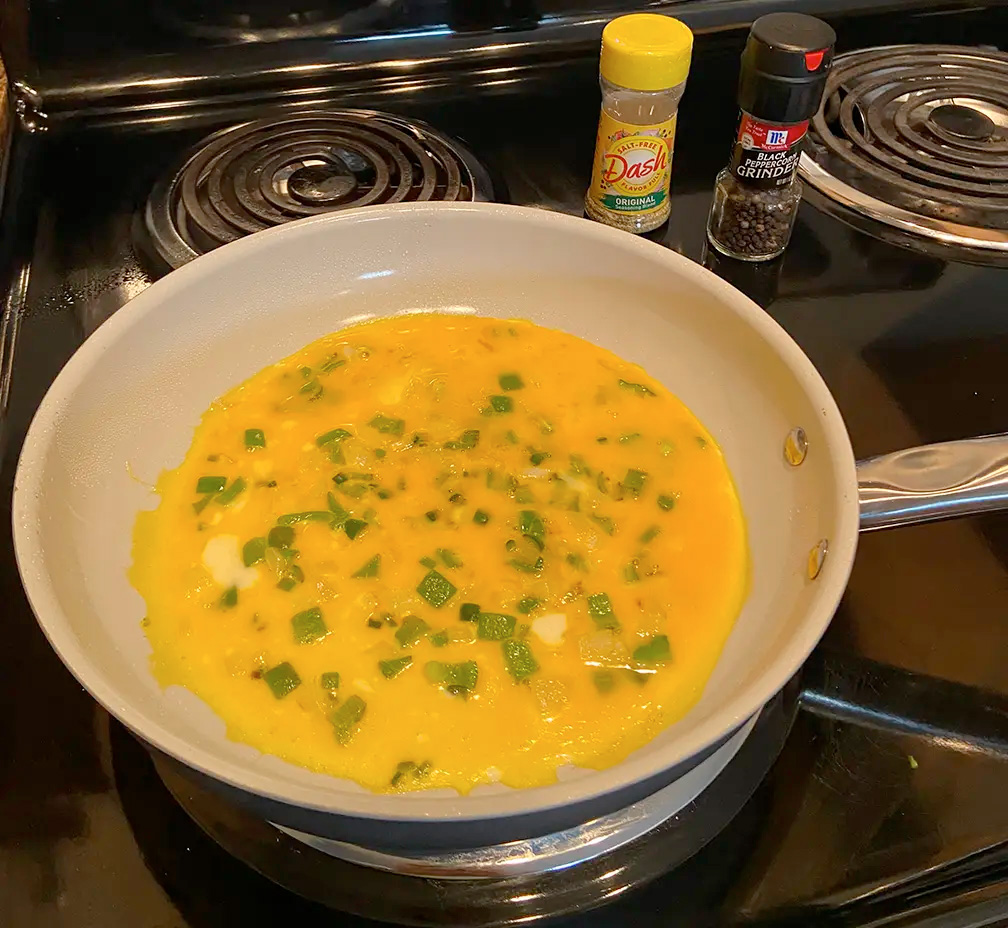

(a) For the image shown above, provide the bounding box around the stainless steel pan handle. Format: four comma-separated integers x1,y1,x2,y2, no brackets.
857,433,1008,531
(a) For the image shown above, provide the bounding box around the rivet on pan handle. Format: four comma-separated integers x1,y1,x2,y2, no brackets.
857,433,1008,531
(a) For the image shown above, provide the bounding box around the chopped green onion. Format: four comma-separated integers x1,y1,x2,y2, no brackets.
429,630,449,648
590,514,616,535
529,450,551,466
291,607,328,644
473,509,491,525
419,555,437,569
216,477,246,505
621,469,648,494
565,552,588,571
196,475,227,494
437,548,463,569
374,448,387,459
633,634,671,663
242,537,267,566
508,556,543,574
618,379,656,397
343,518,368,540
498,372,524,391
320,671,341,692
192,495,214,514
518,510,546,550
220,586,238,608
619,432,641,444
268,525,295,549
502,640,539,681
244,429,266,449
327,493,350,524
596,436,609,444
263,662,301,699
316,427,352,447
425,660,479,694
569,454,590,476
640,525,661,544
657,494,677,511
477,612,515,640
335,483,368,500
696,436,708,449
396,615,429,648
485,395,513,414
443,429,480,450
352,555,381,578
504,430,519,444
416,570,457,608
587,592,620,630
623,562,640,583
517,597,541,615
593,669,617,694
278,511,332,524
368,414,405,436
330,694,366,744
379,656,413,679
459,602,481,623
424,510,439,522
320,355,346,373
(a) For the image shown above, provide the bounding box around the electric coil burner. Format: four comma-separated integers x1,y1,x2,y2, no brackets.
139,110,495,271
799,45,1008,257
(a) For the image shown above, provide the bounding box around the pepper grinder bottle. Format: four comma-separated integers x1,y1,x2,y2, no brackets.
584,13,693,234
706,13,835,261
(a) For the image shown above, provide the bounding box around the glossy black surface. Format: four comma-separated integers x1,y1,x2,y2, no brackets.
3,8,1008,927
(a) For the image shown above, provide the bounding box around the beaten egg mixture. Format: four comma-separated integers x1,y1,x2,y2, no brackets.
132,314,748,793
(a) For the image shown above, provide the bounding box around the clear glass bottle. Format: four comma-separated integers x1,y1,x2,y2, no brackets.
706,13,835,262
584,14,693,235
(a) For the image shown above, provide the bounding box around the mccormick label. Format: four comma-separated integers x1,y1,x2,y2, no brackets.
730,114,808,189
588,109,677,216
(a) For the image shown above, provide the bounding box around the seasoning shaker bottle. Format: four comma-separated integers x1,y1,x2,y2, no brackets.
584,13,693,234
706,13,835,261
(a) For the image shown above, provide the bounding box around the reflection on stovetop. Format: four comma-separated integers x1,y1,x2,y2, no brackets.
5,35,1008,925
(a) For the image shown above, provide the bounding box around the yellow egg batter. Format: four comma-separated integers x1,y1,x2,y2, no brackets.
132,313,748,794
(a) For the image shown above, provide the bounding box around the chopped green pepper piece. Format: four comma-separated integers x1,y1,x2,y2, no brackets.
504,430,519,444
291,607,328,644
623,562,640,583
477,612,515,640
443,429,480,450
424,510,439,522
343,518,368,540
633,634,671,662
437,548,463,569
486,394,513,414
419,555,437,569
529,449,551,466
508,556,543,574
498,372,524,391
640,525,661,544
459,602,481,622
587,592,620,629
425,660,479,693
196,475,227,494
618,379,656,397
316,427,352,447
368,414,405,436
244,428,266,449
352,554,381,578
268,524,295,549
565,552,588,571
416,570,457,608
278,510,332,524
263,662,301,699
330,694,366,744
473,509,491,525
379,656,413,679
621,469,648,494
242,537,267,566
502,639,539,681
220,586,238,608
396,615,430,648
569,454,590,476
216,477,246,505
320,671,341,692
517,597,541,615
593,669,617,694
192,495,214,515
657,494,678,511
518,510,546,550
429,630,449,648
590,514,616,535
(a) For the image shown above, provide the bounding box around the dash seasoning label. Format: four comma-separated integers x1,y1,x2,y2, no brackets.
587,110,677,216
729,114,808,189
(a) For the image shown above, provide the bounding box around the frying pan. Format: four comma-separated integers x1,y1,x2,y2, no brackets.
12,203,1008,851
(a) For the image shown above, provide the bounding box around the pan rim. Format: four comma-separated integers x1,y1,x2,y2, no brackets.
11,202,859,824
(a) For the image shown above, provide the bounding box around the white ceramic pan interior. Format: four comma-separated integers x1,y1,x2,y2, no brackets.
11,203,860,827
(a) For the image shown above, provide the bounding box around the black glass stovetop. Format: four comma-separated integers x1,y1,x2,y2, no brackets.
3,12,1008,928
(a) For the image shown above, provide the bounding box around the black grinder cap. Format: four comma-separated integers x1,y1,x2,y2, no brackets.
737,13,836,125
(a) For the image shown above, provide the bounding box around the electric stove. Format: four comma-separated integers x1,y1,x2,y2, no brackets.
3,3,1008,927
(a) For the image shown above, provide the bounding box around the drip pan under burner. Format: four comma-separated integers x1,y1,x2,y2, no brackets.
799,44,1008,257
139,109,495,272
